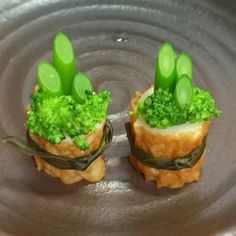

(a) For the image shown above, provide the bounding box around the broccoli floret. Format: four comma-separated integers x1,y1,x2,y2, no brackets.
73,136,90,151
26,90,111,150
136,87,221,129
188,87,221,122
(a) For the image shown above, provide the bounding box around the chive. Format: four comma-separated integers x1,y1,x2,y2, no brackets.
38,62,63,96
174,74,193,109
71,72,93,104
155,42,177,91
53,32,76,95
176,53,192,82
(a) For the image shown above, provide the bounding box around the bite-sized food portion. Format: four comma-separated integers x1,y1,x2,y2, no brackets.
27,84,111,184
4,32,112,184
127,42,221,189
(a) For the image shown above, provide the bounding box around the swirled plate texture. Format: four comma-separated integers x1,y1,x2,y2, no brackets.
0,0,236,235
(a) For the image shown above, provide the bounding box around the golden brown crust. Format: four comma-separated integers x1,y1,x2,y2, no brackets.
132,119,209,159
129,154,204,188
35,156,105,184
129,87,211,188
29,122,105,184
30,123,104,159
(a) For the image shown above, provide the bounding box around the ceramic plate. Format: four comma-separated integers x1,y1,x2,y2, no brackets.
0,0,236,235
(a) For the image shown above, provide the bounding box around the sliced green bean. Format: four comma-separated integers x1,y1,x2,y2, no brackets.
53,32,76,95
155,42,177,91
38,62,63,96
174,74,193,109
176,53,192,82
71,72,93,104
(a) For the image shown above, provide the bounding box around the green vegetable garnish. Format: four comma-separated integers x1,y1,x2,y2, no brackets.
174,74,193,110
73,136,90,151
71,72,93,104
176,53,192,82
38,62,63,97
155,42,177,91
139,41,221,129
26,90,111,150
53,32,76,95
136,87,221,129
188,87,221,122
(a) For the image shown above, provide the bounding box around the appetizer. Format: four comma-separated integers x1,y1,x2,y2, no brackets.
4,33,112,184
126,42,221,189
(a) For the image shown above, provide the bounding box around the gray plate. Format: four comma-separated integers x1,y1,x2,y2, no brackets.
0,0,236,235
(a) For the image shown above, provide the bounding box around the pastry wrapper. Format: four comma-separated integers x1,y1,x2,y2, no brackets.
129,87,211,188
24,87,112,184
4,108,112,184
31,120,109,184
125,122,206,170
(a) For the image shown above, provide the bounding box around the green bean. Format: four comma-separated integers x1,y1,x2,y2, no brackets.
53,32,76,95
71,72,93,103
155,42,177,91
174,74,193,109
38,62,63,96
176,53,192,82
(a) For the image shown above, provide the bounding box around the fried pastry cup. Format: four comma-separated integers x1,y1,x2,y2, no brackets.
129,86,211,188
26,85,106,184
